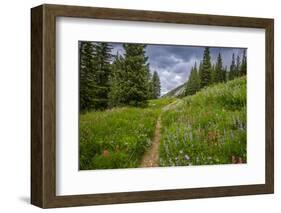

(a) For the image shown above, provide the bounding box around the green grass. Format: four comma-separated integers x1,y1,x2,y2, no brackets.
159,77,247,166
80,77,247,170
79,98,176,170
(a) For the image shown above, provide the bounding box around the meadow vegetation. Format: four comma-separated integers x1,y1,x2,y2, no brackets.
79,98,175,170
159,77,247,166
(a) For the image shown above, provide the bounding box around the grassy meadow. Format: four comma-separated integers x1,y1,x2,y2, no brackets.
159,77,247,166
79,77,246,170
79,98,175,170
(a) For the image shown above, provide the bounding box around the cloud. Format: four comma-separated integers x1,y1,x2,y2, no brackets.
109,42,245,95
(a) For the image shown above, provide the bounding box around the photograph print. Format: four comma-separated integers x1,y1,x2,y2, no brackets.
79,41,247,170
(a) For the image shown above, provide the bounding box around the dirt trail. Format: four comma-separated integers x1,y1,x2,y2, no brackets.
140,100,181,168
162,99,182,111
140,117,161,167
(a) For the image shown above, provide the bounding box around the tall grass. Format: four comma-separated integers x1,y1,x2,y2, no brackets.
79,98,175,170
159,77,247,166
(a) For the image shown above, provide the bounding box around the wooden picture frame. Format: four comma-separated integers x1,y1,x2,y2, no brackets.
31,4,274,208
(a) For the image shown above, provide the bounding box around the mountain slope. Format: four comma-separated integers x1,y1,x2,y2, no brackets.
163,82,186,98
159,77,247,166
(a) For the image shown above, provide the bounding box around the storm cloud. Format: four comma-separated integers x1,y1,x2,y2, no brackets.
110,43,245,95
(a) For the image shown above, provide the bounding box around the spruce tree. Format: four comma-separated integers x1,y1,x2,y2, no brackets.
108,54,125,107
223,66,227,82
198,61,203,86
147,72,154,99
153,71,161,98
186,63,200,96
92,42,112,109
211,64,216,84
240,50,247,76
200,47,212,88
229,53,236,80
109,44,149,106
79,41,96,111
214,53,224,83
235,55,241,77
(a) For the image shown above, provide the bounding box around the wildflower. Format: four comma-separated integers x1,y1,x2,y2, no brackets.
184,154,190,161
179,150,183,154
103,150,110,157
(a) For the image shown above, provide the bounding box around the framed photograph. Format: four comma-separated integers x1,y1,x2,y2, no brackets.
31,4,274,208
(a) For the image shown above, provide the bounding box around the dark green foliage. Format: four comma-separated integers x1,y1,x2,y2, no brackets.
240,50,247,76
79,41,112,111
108,54,126,107
213,53,225,83
150,71,161,99
92,42,112,109
211,64,216,84
109,44,150,107
223,66,227,82
185,63,200,96
79,41,96,111
229,53,236,80
235,55,241,77
199,47,212,88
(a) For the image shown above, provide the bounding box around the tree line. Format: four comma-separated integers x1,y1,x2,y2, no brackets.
79,42,161,111
185,47,247,96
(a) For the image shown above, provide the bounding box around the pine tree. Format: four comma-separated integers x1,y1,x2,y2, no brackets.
200,47,212,88
147,71,154,99
211,64,216,84
91,42,112,109
79,42,112,111
235,55,241,77
214,53,224,83
198,61,203,86
109,44,149,106
151,71,161,99
229,53,236,80
240,50,247,76
108,54,125,107
223,66,227,82
186,62,200,96
79,41,96,111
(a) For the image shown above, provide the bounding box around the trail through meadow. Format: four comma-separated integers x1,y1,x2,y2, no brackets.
139,100,182,167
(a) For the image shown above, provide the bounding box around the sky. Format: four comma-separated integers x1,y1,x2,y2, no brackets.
109,42,246,95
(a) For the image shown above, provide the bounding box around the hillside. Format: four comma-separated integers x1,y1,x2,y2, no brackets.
79,77,246,170
163,82,186,98
159,77,247,166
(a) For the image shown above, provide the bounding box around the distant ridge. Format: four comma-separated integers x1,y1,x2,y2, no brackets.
163,82,186,98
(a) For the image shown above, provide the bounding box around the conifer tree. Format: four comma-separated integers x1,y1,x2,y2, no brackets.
214,53,224,83
147,72,154,99
235,55,241,77
240,50,247,76
211,64,216,84
79,42,112,111
186,63,200,96
108,54,125,107
198,61,203,86
109,44,149,106
92,42,112,109
199,47,212,88
229,53,236,80
223,66,227,82
151,71,161,99
79,41,96,111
